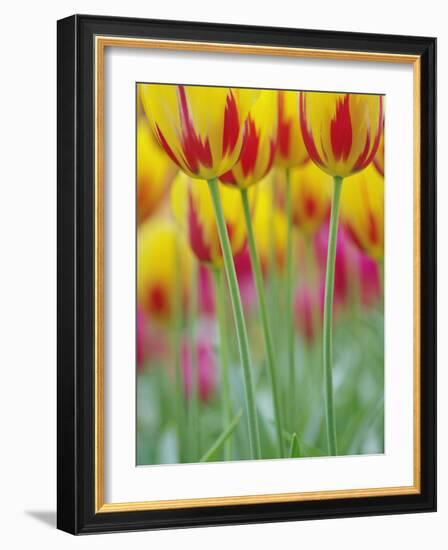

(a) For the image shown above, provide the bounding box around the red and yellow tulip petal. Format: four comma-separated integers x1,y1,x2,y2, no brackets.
299,92,384,178
275,90,309,168
220,90,278,188
140,84,259,180
341,164,384,260
137,116,178,223
290,162,332,236
373,125,384,176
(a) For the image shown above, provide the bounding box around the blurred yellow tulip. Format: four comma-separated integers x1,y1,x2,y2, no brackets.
275,90,309,168
341,165,384,260
277,162,332,236
140,84,259,180
299,92,384,178
252,176,287,273
171,172,248,268
137,218,193,322
220,91,277,189
137,116,177,224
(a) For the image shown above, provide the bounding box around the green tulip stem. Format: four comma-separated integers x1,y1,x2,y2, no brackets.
322,175,343,456
241,187,285,457
285,168,296,432
212,267,233,461
172,237,186,462
188,260,200,460
208,178,261,459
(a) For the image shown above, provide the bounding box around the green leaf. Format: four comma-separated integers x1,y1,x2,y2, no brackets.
200,410,243,463
289,433,300,458
281,428,325,458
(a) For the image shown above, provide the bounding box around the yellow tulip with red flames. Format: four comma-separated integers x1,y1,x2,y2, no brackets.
275,90,309,168
341,164,384,261
171,172,248,269
140,84,259,180
252,176,287,273
299,92,384,178
277,162,332,236
373,126,385,176
137,117,178,224
137,218,193,322
220,91,277,189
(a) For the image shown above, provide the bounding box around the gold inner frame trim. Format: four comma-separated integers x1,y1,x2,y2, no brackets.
94,35,421,513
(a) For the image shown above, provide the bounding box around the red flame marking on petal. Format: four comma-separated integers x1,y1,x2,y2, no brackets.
299,93,324,167
187,189,214,263
330,95,353,162
373,156,384,177
219,170,238,186
178,86,213,174
352,131,372,173
222,91,240,157
239,116,260,178
277,93,292,159
155,125,181,167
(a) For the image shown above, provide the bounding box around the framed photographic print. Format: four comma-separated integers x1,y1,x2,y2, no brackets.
57,14,436,534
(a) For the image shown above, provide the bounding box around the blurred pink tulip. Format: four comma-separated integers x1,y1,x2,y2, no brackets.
314,222,357,308
358,253,381,307
314,221,381,311
234,245,257,309
294,285,321,345
181,340,217,403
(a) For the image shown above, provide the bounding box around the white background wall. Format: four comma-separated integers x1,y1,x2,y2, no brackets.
0,1,444,547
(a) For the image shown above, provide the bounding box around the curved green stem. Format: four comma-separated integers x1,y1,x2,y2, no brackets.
241,188,285,457
212,268,233,461
207,178,261,459
322,175,343,456
285,169,296,431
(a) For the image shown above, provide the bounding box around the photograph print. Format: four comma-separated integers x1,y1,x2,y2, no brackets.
136,83,384,466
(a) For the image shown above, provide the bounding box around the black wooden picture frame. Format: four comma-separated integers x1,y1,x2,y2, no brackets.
57,14,436,534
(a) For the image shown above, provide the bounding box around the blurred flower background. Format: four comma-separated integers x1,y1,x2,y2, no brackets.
136,84,384,465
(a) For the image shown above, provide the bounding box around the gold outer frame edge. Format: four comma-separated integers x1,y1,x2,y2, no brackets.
94,36,421,514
